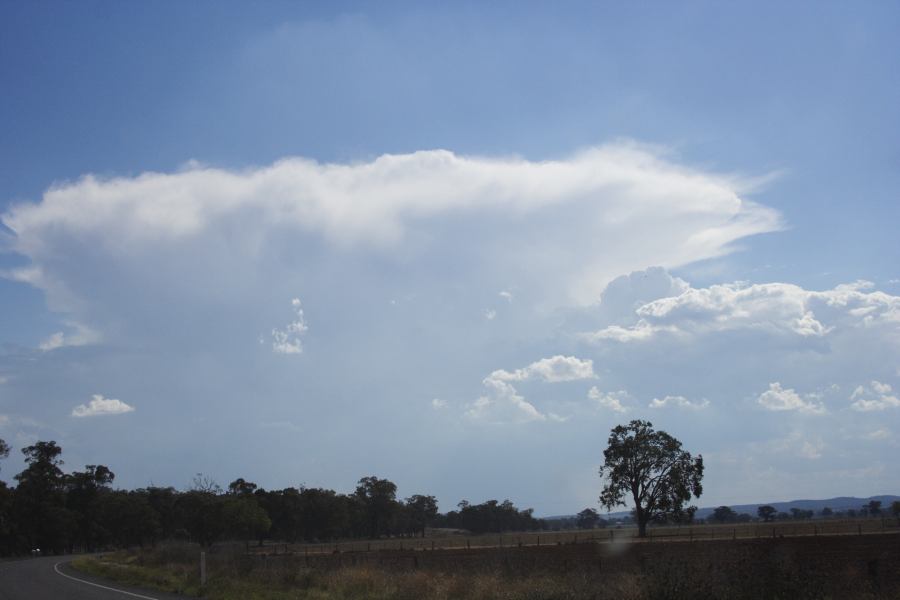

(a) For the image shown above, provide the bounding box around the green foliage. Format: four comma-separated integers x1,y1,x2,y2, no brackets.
599,420,703,537
437,499,542,534
758,505,777,522
355,476,398,538
222,496,271,541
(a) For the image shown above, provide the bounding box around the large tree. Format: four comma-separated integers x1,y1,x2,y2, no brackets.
758,505,777,522
599,420,703,537
355,476,398,538
14,441,74,553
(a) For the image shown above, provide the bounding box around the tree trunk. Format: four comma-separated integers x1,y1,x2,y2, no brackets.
638,518,648,538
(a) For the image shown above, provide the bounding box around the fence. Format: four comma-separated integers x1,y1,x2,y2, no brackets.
248,517,900,557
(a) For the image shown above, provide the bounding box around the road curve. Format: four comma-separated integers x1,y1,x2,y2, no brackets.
0,555,185,600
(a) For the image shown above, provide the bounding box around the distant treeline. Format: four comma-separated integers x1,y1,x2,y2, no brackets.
0,439,557,556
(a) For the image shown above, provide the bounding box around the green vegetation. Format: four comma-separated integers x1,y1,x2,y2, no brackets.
599,420,704,537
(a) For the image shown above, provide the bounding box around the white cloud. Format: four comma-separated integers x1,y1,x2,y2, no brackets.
757,383,826,415
466,378,547,424
0,414,8,426
584,279,900,343
272,298,308,354
490,355,595,384
467,355,594,423
757,430,826,460
431,398,446,410
799,439,825,460
850,381,900,412
588,387,629,413
483,309,497,321
864,428,891,441
499,291,513,303
71,394,135,418
2,144,781,338
649,395,709,410
38,322,100,351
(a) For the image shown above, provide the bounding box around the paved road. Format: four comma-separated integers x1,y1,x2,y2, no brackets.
0,556,184,600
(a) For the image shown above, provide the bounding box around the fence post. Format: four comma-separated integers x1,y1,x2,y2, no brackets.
466,539,470,549
200,551,207,586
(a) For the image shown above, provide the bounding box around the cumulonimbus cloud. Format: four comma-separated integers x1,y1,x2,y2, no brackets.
1,143,781,345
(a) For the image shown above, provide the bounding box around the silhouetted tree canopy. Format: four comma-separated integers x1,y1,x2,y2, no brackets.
599,420,704,537
758,505,776,522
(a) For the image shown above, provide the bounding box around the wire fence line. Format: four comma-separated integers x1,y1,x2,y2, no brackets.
247,517,899,557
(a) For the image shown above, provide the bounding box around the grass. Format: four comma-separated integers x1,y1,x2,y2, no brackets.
71,535,894,600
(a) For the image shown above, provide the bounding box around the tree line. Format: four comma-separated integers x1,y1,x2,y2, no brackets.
0,439,548,556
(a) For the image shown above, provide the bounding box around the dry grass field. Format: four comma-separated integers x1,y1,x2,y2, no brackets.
74,526,900,600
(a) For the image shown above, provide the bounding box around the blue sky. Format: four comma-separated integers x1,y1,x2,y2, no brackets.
1,1,898,515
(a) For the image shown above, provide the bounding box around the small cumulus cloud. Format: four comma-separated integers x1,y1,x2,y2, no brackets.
499,291,513,303
483,309,497,321
71,394,135,418
466,379,547,424
431,398,446,410
588,387,629,413
649,395,709,410
490,355,595,384
467,355,593,424
850,381,900,412
757,383,826,415
272,298,308,354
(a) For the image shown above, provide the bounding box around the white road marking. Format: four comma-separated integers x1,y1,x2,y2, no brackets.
53,562,160,600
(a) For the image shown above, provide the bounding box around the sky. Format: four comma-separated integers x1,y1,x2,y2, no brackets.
0,1,898,516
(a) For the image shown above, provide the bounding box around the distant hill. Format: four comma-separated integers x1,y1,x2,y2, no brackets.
553,495,900,521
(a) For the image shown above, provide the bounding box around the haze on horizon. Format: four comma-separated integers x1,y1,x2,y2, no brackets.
0,1,898,516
